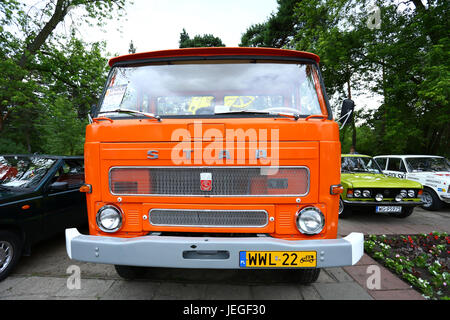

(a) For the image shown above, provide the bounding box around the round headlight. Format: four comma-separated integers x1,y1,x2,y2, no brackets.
296,207,325,235
375,193,383,202
395,194,403,202
354,190,361,197
363,190,371,198
408,190,415,198
400,190,407,198
96,205,123,233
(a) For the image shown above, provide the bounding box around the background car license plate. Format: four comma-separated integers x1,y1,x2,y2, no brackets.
376,206,402,213
239,251,316,268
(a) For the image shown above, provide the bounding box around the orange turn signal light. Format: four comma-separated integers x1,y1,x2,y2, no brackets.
21,204,30,210
330,184,344,195
79,184,92,193
418,189,423,196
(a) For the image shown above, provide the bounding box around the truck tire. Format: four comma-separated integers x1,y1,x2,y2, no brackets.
0,231,23,282
296,268,321,284
114,265,146,280
421,188,443,211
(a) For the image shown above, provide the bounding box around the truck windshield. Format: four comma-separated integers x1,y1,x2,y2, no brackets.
98,61,325,118
405,157,450,172
341,157,383,174
0,156,56,189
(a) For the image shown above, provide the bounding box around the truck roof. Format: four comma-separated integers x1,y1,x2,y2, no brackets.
108,47,321,67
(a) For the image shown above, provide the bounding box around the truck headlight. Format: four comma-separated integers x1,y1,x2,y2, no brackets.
408,190,415,198
96,205,123,233
400,190,407,198
354,190,361,197
296,207,325,235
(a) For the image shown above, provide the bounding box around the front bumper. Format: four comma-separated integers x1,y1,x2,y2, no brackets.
65,228,364,269
343,200,423,207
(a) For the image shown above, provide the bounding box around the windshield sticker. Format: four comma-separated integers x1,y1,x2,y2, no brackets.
102,85,127,110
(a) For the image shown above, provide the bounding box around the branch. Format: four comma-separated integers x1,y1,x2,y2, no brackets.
18,0,72,68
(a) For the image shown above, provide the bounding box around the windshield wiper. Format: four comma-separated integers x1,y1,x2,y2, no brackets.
98,109,161,121
214,110,300,120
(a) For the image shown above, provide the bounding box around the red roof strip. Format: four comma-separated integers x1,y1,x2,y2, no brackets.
108,47,320,67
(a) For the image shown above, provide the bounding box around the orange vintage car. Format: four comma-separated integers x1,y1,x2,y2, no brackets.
65,47,363,283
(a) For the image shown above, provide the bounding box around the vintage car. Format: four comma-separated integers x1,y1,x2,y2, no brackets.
0,154,87,281
374,155,450,211
339,154,423,218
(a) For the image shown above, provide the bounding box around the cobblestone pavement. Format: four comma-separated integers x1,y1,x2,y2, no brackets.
0,206,447,300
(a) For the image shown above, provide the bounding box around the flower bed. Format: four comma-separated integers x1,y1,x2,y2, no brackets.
364,232,449,300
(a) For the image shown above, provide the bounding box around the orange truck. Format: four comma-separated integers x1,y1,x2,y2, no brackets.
65,47,363,282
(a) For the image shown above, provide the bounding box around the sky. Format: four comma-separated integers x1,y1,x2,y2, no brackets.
80,0,279,56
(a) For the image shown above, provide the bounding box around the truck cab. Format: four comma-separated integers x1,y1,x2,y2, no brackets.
65,47,363,282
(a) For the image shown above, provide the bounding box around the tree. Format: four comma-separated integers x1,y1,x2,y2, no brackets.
0,0,127,154
179,28,225,48
239,0,300,48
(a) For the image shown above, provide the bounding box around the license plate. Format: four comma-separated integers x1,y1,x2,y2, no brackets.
239,251,316,268
376,206,402,213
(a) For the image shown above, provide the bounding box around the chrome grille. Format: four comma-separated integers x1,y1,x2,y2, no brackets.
149,209,268,227
109,166,309,196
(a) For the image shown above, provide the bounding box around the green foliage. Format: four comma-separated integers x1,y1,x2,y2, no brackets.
0,0,125,155
179,28,225,48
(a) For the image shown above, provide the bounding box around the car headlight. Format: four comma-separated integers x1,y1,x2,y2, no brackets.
408,190,415,198
354,190,361,197
96,205,123,233
363,190,371,198
400,190,407,198
296,207,325,235
375,193,383,202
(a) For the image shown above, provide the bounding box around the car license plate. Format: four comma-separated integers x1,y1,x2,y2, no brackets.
376,206,402,213
239,251,316,268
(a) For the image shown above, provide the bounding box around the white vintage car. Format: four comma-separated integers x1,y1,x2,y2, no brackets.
373,155,450,211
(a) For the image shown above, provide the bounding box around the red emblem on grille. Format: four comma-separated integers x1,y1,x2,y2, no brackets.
200,172,212,191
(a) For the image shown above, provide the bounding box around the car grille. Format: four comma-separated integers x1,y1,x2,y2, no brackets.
109,166,309,197
148,209,268,227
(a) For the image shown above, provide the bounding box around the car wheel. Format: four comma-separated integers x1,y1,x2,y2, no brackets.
421,188,443,211
389,207,414,218
295,269,321,284
0,231,23,282
114,265,147,280
338,198,352,218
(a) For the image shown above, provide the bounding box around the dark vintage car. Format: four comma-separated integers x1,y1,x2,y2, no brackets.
0,155,87,281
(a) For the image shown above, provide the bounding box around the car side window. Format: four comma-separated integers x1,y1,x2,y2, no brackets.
375,158,387,170
387,158,402,172
55,160,84,187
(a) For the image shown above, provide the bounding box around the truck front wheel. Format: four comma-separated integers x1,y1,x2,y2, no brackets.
114,265,147,280
296,268,321,284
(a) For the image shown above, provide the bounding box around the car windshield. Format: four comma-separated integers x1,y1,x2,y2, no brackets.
405,157,450,172
341,156,383,174
0,156,56,189
97,61,324,118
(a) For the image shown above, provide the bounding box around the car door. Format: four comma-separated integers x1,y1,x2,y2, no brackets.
384,157,407,179
42,158,87,237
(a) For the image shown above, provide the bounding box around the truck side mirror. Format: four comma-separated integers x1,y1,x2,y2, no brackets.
339,99,354,128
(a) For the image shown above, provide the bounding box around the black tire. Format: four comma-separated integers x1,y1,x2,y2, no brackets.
421,188,443,211
0,231,23,282
338,198,352,219
389,207,414,218
296,269,321,284
114,265,146,280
